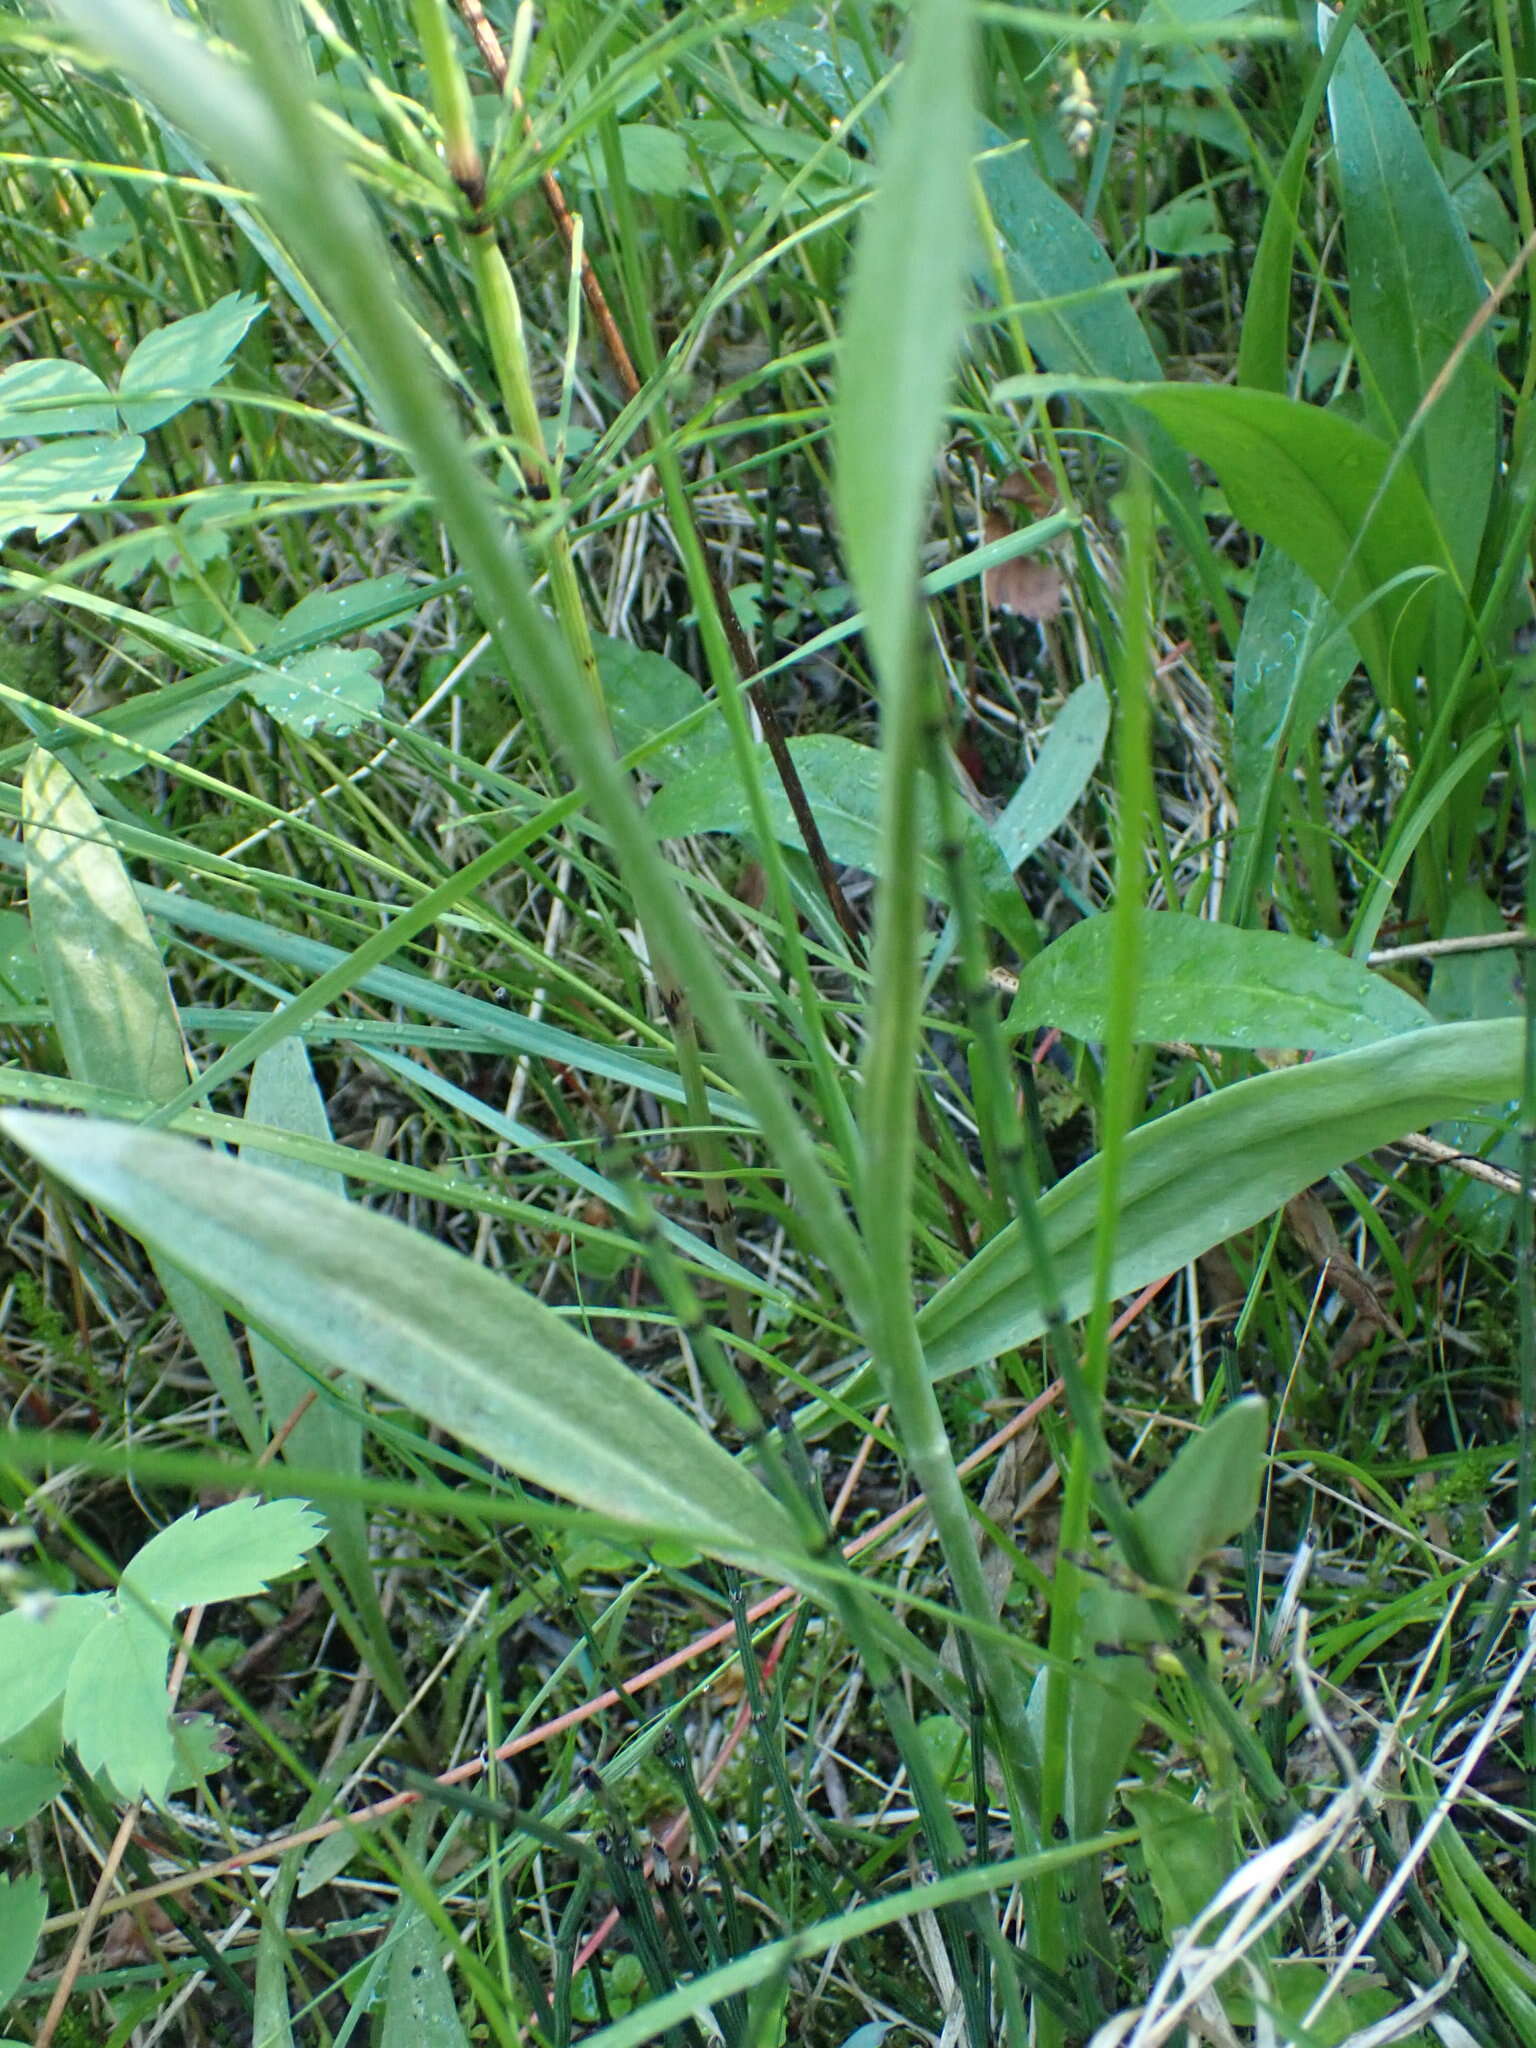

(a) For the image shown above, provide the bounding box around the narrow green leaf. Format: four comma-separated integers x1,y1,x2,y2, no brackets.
243,1039,374,1609
1012,910,1428,1053
117,289,266,433
1323,4,1495,586
0,358,117,437
917,1019,1518,1377
23,752,260,1444
380,1905,470,2046
834,0,975,684
23,751,186,1097
991,679,1109,872
0,1113,811,1581
122,1499,325,1615
1229,545,1356,913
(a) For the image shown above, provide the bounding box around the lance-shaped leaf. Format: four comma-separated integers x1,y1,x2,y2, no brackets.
918,1019,1518,1378
0,1112,811,1583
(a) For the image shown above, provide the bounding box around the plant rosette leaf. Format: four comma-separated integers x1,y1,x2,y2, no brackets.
915,1017,1519,1380
992,373,1450,706
0,1112,812,1585
1011,910,1429,1053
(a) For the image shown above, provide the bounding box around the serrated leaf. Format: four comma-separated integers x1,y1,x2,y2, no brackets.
122,1498,325,1615
248,646,383,735
0,434,144,541
0,1873,46,2012
1012,910,1429,1053
117,289,265,433
0,358,117,437
0,1113,811,1582
0,1594,106,1746
62,1601,174,1805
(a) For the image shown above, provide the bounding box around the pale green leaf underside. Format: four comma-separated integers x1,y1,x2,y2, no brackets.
918,1019,1518,1379
0,1112,809,1580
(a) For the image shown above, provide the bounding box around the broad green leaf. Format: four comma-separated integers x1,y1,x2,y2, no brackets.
1011,909,1428,1052
0,358,116,437
0,1755,63,1834
995,375,1449,703
573,125,692,198
1038,1398,1267,1836
0,434,145,541
748,12,872,117
0,1594,106,1746
1323,5,1495,588
991,679,1109,871
0,1874,45,2012
380,1904,470,2045
834,0,975,686
1123,1782,1234,1935
1143,192,1231,258
597,633,728,778
916,1019,1519,1378
117,289,266,433
1229,545,1356,912
978,132,1162,384
122,1499,325,1615
0,1113,811,1581
278,572,415,642
247,646,383,736
62,1600,175,1804
647,733,1024,947
24,753,261,1443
